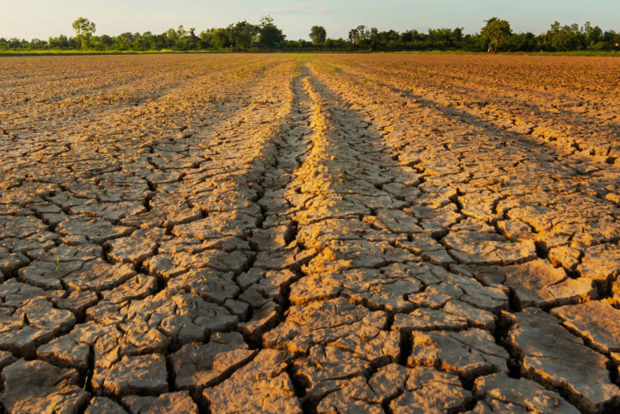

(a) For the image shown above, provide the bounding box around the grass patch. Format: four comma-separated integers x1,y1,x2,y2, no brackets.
287,54,318,60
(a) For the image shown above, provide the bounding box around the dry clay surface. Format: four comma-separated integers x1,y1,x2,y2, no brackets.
0,54,620,413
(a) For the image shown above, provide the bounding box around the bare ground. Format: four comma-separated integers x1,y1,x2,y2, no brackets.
1,54,620,413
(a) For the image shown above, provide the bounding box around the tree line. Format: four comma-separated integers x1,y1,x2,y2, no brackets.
1,16,619,53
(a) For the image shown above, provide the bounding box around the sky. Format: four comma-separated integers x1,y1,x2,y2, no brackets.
1,0,618,41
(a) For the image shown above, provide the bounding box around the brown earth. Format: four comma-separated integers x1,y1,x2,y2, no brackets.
0,53,619,413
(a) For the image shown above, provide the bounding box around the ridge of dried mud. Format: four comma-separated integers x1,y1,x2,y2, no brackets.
0,54,619,414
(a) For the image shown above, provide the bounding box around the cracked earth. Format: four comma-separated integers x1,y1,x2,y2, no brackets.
0,54,619,413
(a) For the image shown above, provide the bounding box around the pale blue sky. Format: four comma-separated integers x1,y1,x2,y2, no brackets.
1,0,618,40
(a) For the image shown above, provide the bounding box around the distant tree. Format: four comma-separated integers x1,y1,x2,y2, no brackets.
504,32,536,52
481,17,512,53
227,21,259,50
310,26,327,45
324,38,336,49
199,29,214,49
164,27,179,48
115,32,136,50
583,21,603,48
176,27,200,50
131,33,150,51
608,30,620,50
545,21,584,51
427,27,463,50
49,34,71,49
348,25,370,45
212,28,231,50
177,25,188,39
400,30,414,43
72,17,96,50
259,16,285,48
98,34,115,50
29,39,46,49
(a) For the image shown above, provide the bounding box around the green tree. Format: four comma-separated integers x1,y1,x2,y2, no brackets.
227,21,259,50
348,25,370,45
163,27,179,48
546,21,583,51
212,28,231,50
310,26,327,45
49,34,71,49
427,28,463,50
481,17,512,53
259,16,285,48
583,21,603,48
72,17,96,50
176,27,200,50
199,29,214,49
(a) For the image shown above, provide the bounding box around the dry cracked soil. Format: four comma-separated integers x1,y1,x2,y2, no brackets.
0,53,620,414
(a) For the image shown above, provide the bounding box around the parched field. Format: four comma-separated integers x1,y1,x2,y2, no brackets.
1,53,620,414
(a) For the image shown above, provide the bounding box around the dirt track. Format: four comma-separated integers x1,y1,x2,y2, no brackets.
1,54,620,413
